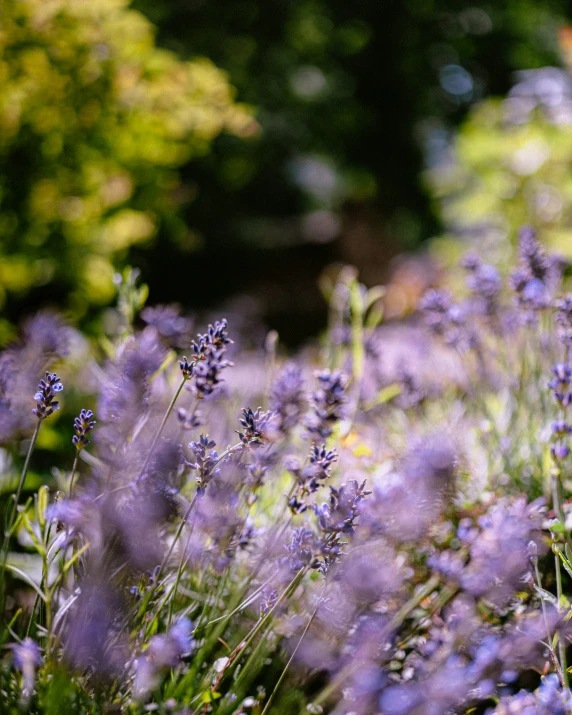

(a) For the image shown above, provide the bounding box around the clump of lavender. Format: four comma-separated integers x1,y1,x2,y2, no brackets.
8,242,572,715
306,368,347,439
490,673,572,714
460,497,543,608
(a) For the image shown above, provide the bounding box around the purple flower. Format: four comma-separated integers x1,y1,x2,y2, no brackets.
33,371,63,419
306,369,347,439
72,408,96,450
11,638,41,700
269,364,305,436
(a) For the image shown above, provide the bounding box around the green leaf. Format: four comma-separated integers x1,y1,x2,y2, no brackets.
534,585,558,606
201,690,222,704
2,562,46,602
37,485,49,528
363,383,401,410
557,549,572,580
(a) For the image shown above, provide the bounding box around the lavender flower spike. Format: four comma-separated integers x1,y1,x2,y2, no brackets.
72,408,96,450
33,371,63,419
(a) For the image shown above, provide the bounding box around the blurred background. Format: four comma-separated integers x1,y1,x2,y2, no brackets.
2,0,572,345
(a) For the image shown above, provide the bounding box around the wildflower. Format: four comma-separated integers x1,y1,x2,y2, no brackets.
236,407,272,446
141,304,192,348
509,225,560,311
548,363,572,406
460,497,543,607
260,588,279,617
189,319,233,398
554,294,572,347
313,480,370,536
11,638,41,701
285,527,318,572
177,405,202,430
133,619,194,700
269,363,305,436
179,355,195,379
306,369,347,439
418,288,474,350
490,673,572,714
187,434,219,491
461,252,502,316
33,371,63,419
72,408,96,450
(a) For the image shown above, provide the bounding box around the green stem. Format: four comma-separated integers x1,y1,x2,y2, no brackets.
304,574,440,712
211,566,307,697
554,550,569,687
140,376,187,476
11,419,42,530
1,418,42,624
260,598,321,715
69,451,80,498
534,560,565,687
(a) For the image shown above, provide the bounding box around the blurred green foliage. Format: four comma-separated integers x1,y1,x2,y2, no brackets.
427,34,572,269
129,0,571,323
1,0,572,335
0,0,255,321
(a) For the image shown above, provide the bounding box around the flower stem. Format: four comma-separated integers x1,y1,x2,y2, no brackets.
69,451,80,498
140,375,187,476
260,596,322,715
11,418,42,530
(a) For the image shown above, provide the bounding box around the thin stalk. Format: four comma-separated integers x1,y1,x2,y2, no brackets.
210,566,308,696
554,550,569,687
260,598,321,715
304,574,441,712
1,418,42,623
534,560,565,687
10,419,42,530
138,493,199,631
140,375,187,476
195,572,278,632
69,451,80,498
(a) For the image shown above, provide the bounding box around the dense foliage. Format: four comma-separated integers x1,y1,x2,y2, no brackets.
2,0,571,338
427,39,572,267
3,229,572,712
0,0,254,327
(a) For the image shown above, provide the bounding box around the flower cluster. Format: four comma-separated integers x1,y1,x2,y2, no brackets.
269,364,305,436
461,252,503,317
188,318,233,398
236,407,272,445
418,288,474,350
33,371,63,419
509,225,559,311
7,234,572,715
306,369,347,439
187,434,220,491
72,408,96,450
